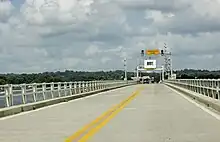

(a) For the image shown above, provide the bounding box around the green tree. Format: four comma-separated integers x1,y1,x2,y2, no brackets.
0,79,6,85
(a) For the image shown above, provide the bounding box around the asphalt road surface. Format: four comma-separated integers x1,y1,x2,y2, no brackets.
1,84,220,142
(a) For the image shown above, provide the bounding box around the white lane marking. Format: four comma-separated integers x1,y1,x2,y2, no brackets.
166,85,220,121
124,107,137,110
0,87,132,121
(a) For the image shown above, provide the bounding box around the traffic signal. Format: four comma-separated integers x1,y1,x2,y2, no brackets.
161,50,164,56
141,50,144,57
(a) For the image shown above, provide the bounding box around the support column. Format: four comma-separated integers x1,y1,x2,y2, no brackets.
136,66,139,78
162,66,165,81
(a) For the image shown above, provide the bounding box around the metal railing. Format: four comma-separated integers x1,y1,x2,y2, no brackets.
0,80,136,108
165,79,220,100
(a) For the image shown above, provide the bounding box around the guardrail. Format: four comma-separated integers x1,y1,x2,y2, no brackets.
165,79,220,100
0,80,136,109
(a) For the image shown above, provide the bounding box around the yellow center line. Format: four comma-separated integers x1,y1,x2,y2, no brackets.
65,104,119,142
65,86,144,142
78,89,143,142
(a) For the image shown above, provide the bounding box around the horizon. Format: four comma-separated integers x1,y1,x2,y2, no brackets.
0,68,220,75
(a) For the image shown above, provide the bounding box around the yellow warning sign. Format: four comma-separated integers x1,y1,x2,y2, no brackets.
146,49,160,55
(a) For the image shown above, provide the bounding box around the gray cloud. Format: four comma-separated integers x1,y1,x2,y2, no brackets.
0,0,220,73
0,1,14,22
117,0,190,12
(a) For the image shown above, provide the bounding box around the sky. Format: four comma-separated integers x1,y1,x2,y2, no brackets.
0,0,220,73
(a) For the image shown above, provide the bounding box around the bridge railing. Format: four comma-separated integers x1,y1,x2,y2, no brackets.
165,79,220,100
0,80,136,108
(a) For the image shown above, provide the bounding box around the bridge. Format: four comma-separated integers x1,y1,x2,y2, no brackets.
1,79,220,142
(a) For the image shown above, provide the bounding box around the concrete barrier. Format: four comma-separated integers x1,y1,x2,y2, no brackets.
0,83,136,118
165,83,220,113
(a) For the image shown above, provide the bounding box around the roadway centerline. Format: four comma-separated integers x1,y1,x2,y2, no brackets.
65,86,144,142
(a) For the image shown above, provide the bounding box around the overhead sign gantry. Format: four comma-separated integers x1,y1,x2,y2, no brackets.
136,48,165,82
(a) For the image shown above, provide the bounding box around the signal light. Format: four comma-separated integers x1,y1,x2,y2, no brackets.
161,50,164,56
141,50,144,56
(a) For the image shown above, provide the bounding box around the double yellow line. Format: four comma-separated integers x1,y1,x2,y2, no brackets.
65,87,143,142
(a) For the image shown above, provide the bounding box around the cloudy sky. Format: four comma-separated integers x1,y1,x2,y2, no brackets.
0,0,219,73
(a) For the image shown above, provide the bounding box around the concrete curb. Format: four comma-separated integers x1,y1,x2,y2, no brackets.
165,83,220,113
0,83,136,118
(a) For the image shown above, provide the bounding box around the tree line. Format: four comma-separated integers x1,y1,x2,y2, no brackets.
0,70,135,85
174,69,220,79
0,69,220,85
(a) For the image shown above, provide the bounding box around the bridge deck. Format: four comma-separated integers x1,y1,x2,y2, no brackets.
1,84,220,142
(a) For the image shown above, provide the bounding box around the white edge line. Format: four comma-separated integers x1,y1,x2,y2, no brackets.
165,85,220,121
0,86,130,121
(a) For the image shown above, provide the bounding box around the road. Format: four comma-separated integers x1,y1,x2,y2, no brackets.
1,84,220,142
